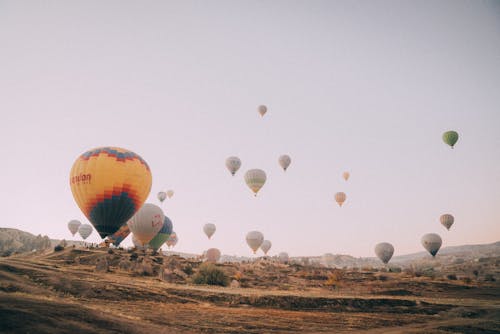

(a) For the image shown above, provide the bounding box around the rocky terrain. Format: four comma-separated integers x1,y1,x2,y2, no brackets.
0,245,498,333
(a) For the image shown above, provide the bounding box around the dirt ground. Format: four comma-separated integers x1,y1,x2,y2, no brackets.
0,248,498,333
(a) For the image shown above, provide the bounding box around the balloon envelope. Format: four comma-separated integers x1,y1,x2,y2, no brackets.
127,203,164,246
78,224,93,240
374,242,394,264
225,156,242,176
205,248,221,262
132,235,147,251
68,220,81,236
246,231,264,253
203,223,216,239
334,192,347,207
278,155,291,171
148,216,174,251
166,190,174,198
440,214,454,231
342,172,350,181
69,147,152,238
107,224,130,246
421,233,442,257
442,130,459,148
157,191,167,203
244,169,267,196
261,240,272,255
258,105,267,117
278,252,289,263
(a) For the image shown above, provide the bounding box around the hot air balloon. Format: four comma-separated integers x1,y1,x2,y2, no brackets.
334,192,346,207
132,234,147,251
246,231,264,254
374,242,394,264
421,233,442,257
149,216,174,251
68,220,81,236
244,169,267,196
278,155,291,171
225,156,242,176
203,223,216,239
258,105,267,117
166,232,178,248
78,224,93,240
205,248,221,262
278,252,289,264
442,130,459,148
107,224,130,246
440,214,454,231
261,240,272,255
69,147,152,239
342,172,350,181
157,191,167,203
166,190,174,199
127,203,164,246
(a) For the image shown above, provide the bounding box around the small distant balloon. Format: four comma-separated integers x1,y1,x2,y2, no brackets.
258,105,267,117
278,252,289,263
68,220,81,236
157,191,167,203
205,248,221,262
278,155,291,171
166,232,178,248
342,172,350,181
334,192,347,207
166,190,174,199
440,214,454,231
244,169,267,196
421,233,442,257
374,242,394,264
246,231,264,254
203,223,216,239
225,156,242,176
261,240,272,255
78,224,93,240
442,130,459,148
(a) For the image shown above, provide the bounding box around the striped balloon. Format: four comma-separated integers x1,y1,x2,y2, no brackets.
149,216,174,251
68,219,81,236
334,192,347,207
421,233,442,257
440,214,454,231
78,224,93,240
244,169,267,196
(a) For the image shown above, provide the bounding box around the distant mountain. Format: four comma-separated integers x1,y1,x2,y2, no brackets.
0,228,52,256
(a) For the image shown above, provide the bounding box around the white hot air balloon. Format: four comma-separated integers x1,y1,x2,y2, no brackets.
374,242,394,264
258,105,267,117
244,169,267,196
205,248,221,262
157,191,167,203
166,190,174,199
246,231,264,254
278,155,291,171
203,223,216,239
260,240,272,255
278,252,289,264
127,203,164,246
342,172,350,181
334,192,347,207
421,233,442,257
68,219,81,236
225,156,242,176
78,224,93,240
440,214,454,231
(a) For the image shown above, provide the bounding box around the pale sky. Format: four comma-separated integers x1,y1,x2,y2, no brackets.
1,1,499,257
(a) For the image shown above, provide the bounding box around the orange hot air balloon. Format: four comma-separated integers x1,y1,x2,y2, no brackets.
69,147,152,239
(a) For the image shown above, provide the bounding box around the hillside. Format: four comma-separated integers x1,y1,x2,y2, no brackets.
0,228,51,256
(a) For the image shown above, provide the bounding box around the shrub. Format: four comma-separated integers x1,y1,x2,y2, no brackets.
389,267,402,273
324,269,344,290
484,274,496,282
130,252,138,260
446,274,457,280
182,265,193,276
378,275,389,281
473,270,479,278
192,263,229,286
54,245,64,252
107,249,114,254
